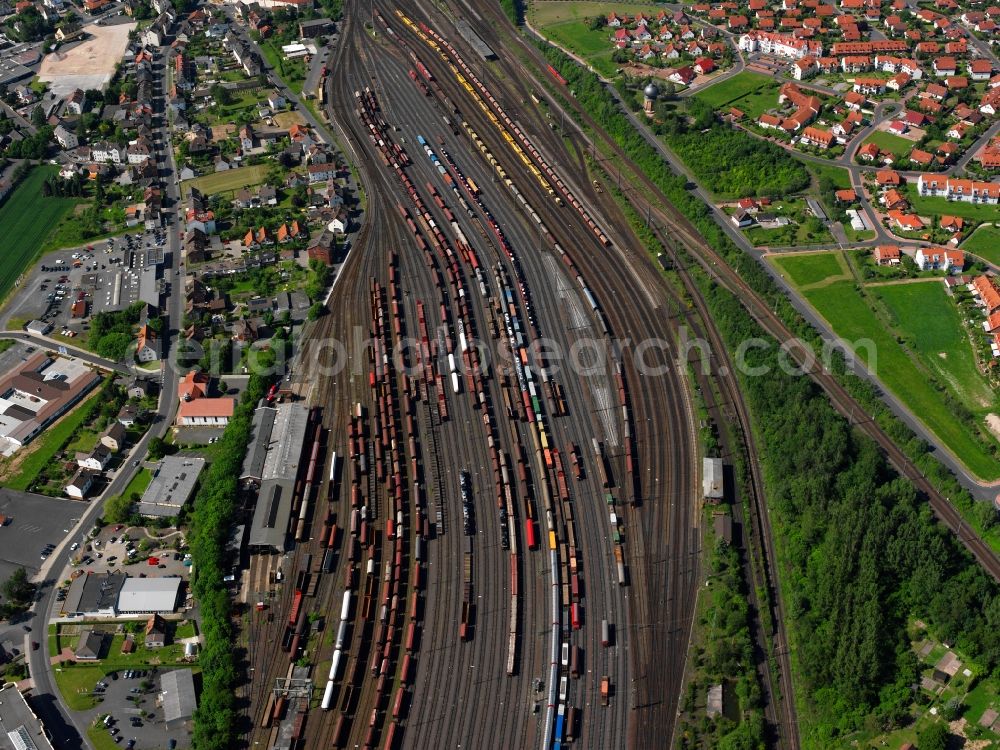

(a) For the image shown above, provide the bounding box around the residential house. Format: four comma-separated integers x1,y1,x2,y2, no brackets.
178,370,209,402
881,188,908,209
941,215,964,233
844,91,868,110
915,246,964,272
876,169,901,186
239,124,254,152
800,126,835,148
232,318,258,344
76,443,112,472
307,230,335,265
888,209,924,230
793,56,818,79
970,59,993,81
858,142,881,161
145,614,167,648
916,175,1000,204
118,404,139,428
887,72,912,91
972,275,1000,313
135,324,159,363
933,56,957,76
873,245,901,265
64,88,86,115
983,311,1000,333
853,77,886,96
91,142,125,164
668,66,696,86
101,422,127,453
947,122,969,140
53,124,78,149
65,468,97,499
693,57,715,75
307,163,334,182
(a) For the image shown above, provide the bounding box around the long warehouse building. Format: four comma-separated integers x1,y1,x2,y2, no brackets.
246,401,310,553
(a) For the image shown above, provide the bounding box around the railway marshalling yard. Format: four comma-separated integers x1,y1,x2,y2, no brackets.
244,4,711,749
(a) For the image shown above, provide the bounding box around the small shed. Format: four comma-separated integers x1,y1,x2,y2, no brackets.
707,683,724,717
703,458,724,502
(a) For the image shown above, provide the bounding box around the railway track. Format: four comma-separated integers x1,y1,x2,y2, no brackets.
240,2,720,748
378,6,703,748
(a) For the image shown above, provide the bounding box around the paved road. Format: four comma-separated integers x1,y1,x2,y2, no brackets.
0,332,131,374
24,42,184,749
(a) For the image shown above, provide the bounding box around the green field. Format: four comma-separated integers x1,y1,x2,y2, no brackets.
87,725,123,750
875,281,994,408
862,130,914,158
770,254,1000,478
531,1,663,27
771,251,847,287
259,41,306,93
807,161,853,190
0,166,80,303
180,164,269,199
907,185,1000,223
120,467,151,499
744,221,834,248
694,71,781,118
530,1,663,77
962,224,1000,265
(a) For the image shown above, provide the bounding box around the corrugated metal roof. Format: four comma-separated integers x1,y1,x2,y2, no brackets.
248,477,294,552
703,458,724,499
240,406,276,482
160,669,197,723
117,577,181,613
262,403,309,482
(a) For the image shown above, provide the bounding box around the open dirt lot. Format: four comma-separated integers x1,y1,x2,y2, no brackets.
38,23,136,97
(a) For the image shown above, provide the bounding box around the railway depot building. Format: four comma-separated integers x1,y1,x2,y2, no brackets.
245,402,310,553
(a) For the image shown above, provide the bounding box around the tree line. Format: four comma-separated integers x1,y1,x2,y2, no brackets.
189,373,269,750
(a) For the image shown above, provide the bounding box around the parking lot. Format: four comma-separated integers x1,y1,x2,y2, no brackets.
2,229,167,335
0,488,85,582
57,523,189,586
77,667,191,750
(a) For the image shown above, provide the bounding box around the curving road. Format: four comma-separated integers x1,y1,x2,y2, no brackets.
24,39,185,748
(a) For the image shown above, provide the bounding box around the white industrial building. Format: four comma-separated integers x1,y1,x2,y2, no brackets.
117,577,183,615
